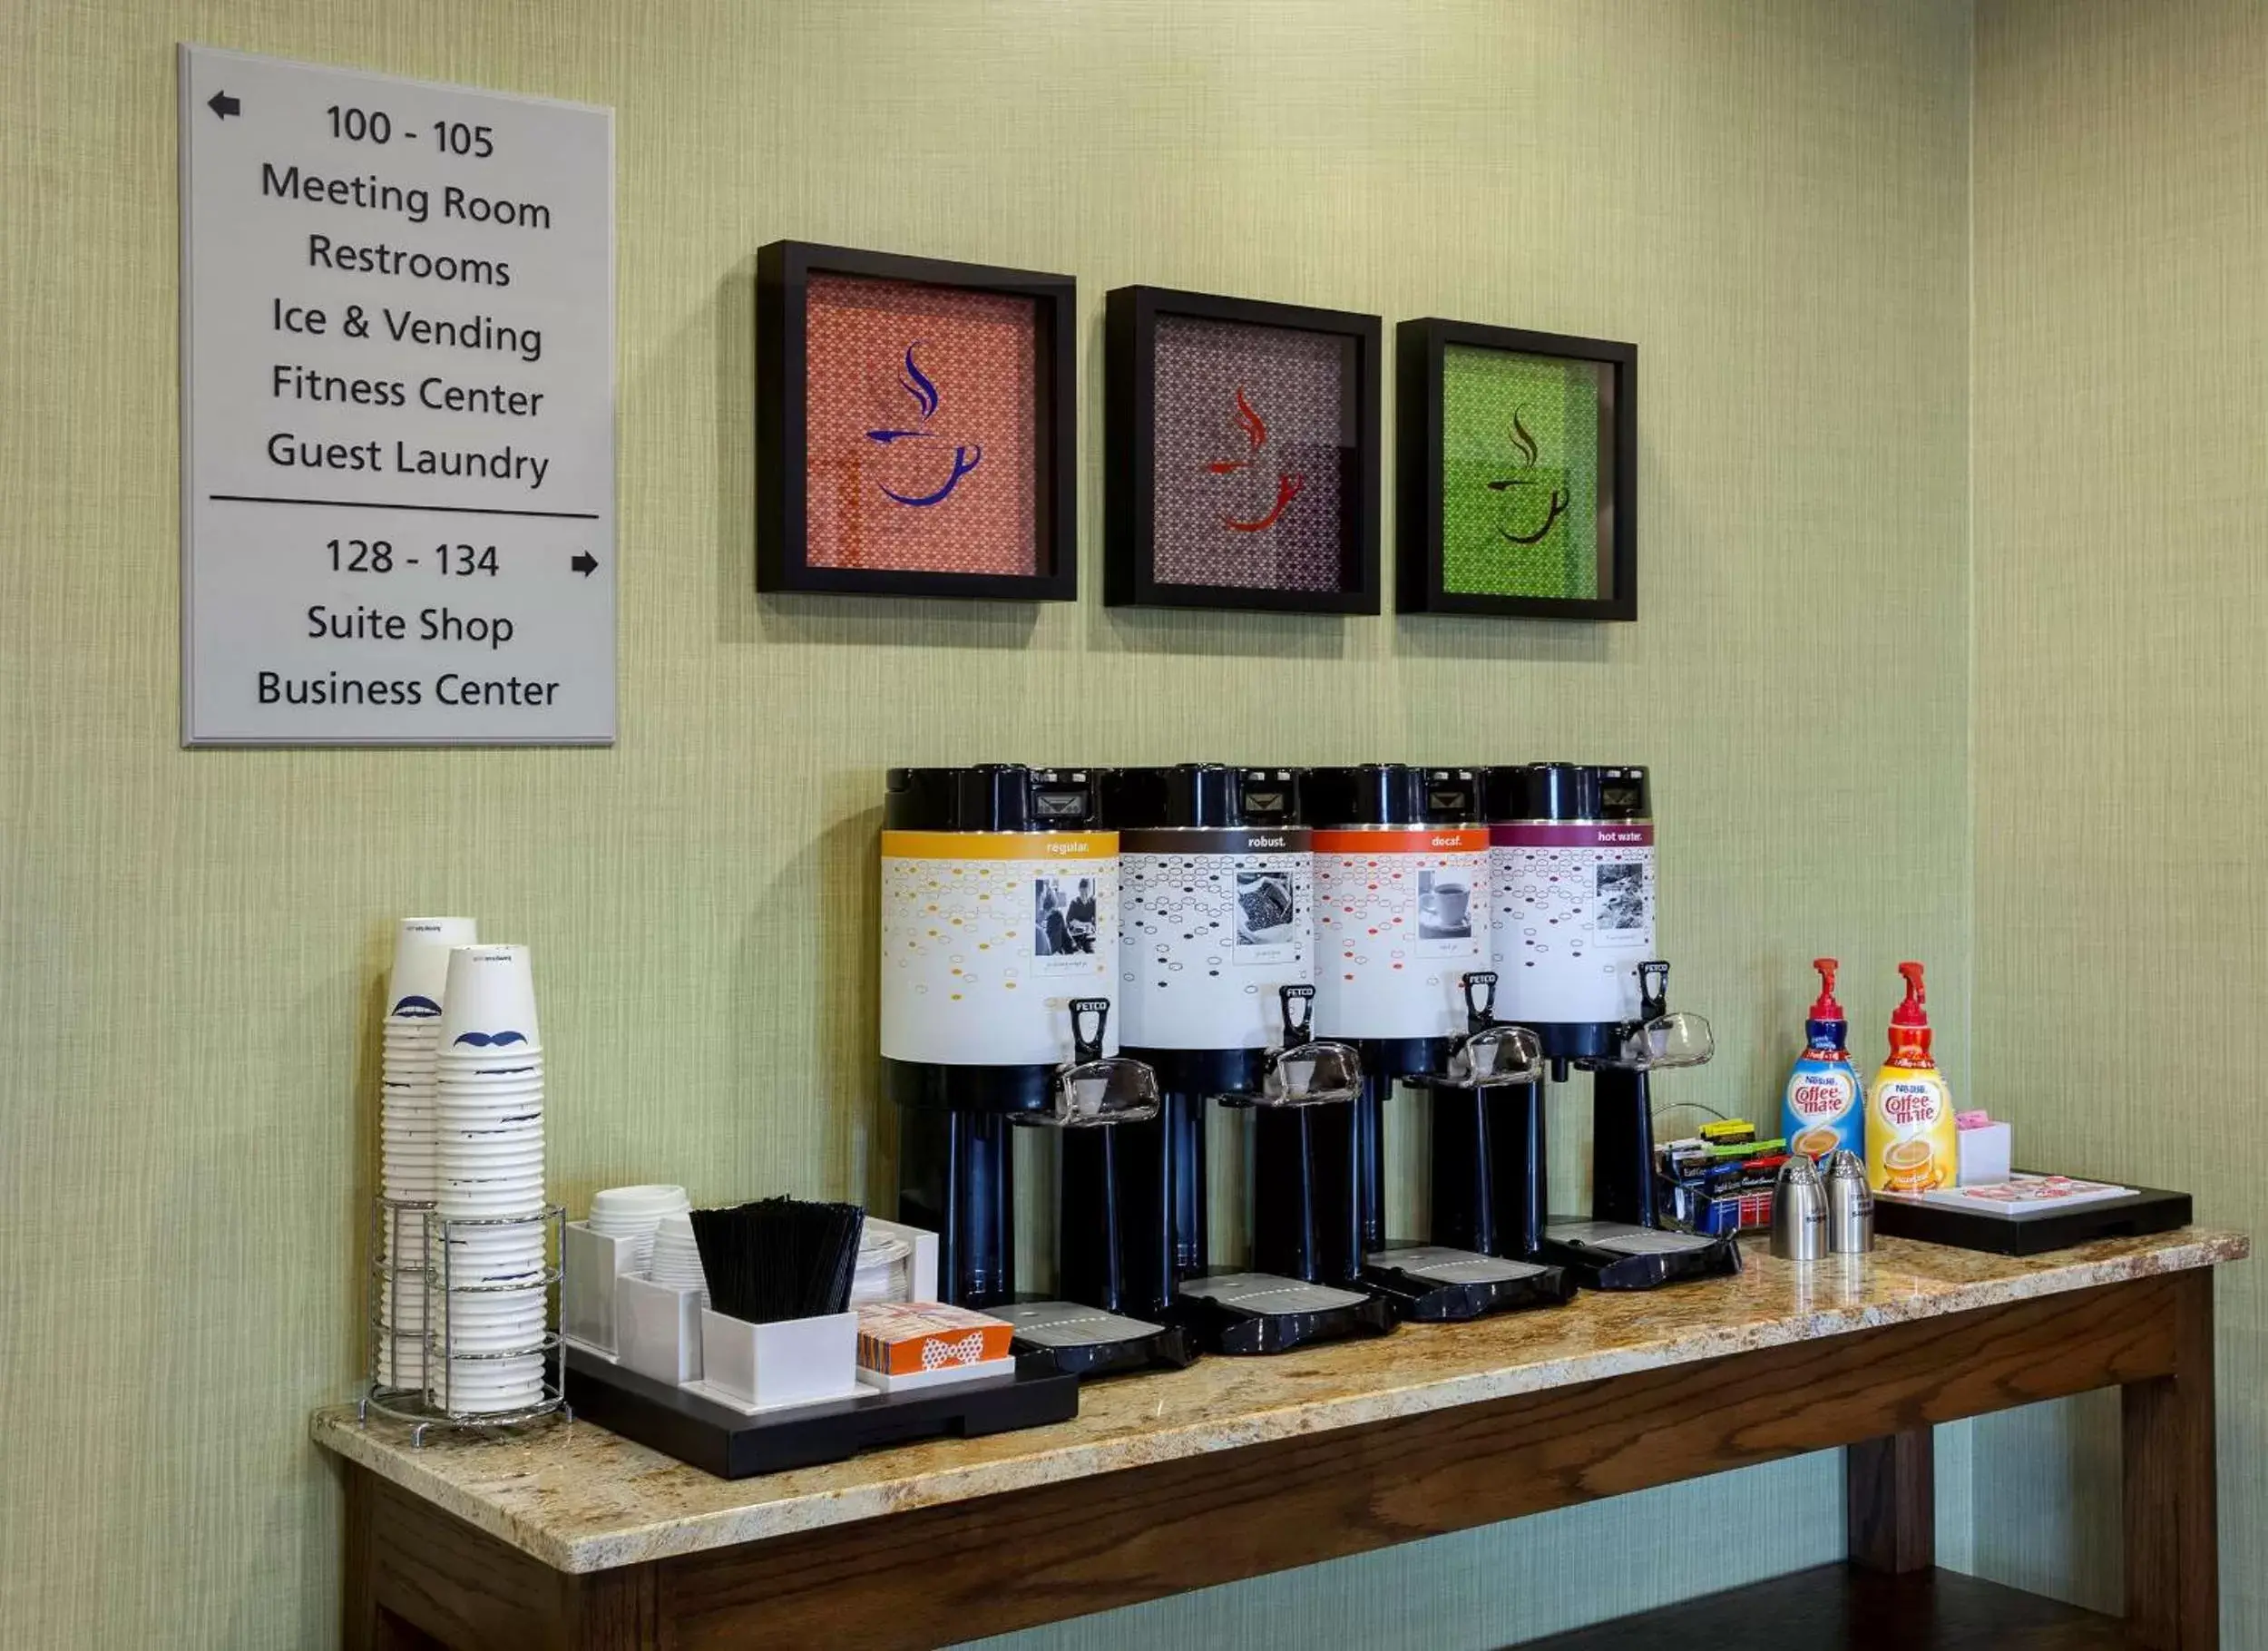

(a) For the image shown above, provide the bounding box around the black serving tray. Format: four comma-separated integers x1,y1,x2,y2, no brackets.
1174,1271,1398,1356
1873,1180,2192,1255
564,1348,1080,1479
1007,1324,1199,1380
1361,1245,1578,1322
1535,1221,1745,1292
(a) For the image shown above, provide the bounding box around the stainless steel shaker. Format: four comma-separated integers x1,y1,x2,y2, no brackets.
1826,1148,1874,1253
1769,1153,1830,1260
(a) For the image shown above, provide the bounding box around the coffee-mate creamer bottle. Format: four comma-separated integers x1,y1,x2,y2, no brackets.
1865,961,1957,1193
1781,958,1865,1162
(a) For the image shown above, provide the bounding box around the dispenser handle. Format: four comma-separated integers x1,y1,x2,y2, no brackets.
1460,970,1500,1032
1069,998,1111,1064
1638,961,1670,1021
1277,983,1315,1045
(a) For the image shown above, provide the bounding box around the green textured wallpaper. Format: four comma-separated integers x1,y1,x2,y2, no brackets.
0,2,1972,1646
1972,0,2266,1643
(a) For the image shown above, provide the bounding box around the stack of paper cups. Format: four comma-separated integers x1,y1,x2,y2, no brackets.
376,916,476,1389
432,944,548,1414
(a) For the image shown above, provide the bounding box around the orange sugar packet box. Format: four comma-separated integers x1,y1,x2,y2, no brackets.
855,1301,1014,1376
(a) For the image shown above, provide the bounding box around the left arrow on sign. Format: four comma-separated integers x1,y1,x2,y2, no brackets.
207,91,241,119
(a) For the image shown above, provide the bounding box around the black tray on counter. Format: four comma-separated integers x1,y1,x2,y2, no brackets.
564,1348,1080,1479
1873,1179,2191,1255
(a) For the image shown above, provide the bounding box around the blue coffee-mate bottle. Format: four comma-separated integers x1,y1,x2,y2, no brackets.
1780,958,1866,1162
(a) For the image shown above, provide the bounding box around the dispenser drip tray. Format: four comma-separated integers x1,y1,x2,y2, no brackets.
1176,1271,1395,1356
1538,1218,1744,1292
1361,1244,1576,1321
994,1300,1198,1380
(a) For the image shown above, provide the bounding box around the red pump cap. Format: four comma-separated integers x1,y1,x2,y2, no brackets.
1891,962,1930,1028
1808,958,1844,1021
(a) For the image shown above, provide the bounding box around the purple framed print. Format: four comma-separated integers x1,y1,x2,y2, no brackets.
1105,287,1381,614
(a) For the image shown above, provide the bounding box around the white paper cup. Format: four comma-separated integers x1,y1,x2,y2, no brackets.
444,1289,547,1322
435,1179,545,1201
435,1122,544,1145
438,945,541,1055
435,1382,545,1415
442,1140,545,1162
386,917,478,1020
435,1259,546,1288
434,1255,546,1286
444,1332,548,1360
445,1296,546,1324
435,1051,543,1069
591,1185,689,1217
435,1100,543,1125
436,1224,547,1250
436,1177,545,1203
435,1072,543,1093
436,1198,547,1224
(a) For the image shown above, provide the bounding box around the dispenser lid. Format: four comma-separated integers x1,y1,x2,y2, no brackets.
1096,764,1298,828
1808,958,1845,1021
1481,763,1651,824
884,765,1097,831
1301,763,1425,826
1418,768,1481,825
1891,961,1931,1028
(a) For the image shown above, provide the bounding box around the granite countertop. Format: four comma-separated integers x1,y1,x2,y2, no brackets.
311,1227,2247,1573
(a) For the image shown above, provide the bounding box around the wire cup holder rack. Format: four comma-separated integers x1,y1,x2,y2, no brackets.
358,1195,573,1445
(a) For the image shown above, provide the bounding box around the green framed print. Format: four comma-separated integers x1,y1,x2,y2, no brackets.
1396,318,1636,620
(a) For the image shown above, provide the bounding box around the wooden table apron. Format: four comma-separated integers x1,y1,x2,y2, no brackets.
342,1268,2221,1651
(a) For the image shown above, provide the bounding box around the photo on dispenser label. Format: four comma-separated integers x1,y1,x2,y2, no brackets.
1034,875,1100,965
1417,871,1474,942
1597,862,1646,934
1235,871,1296,945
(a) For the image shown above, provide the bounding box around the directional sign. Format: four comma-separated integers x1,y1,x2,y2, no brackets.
178,44,616,745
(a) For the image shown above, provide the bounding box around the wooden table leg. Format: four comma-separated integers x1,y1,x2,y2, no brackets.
1846,1427,1934,1573
344,1464,377,1651
2124,1266,2219,1650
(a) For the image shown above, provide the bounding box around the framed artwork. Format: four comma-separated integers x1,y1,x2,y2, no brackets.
1396,318,1637,620
757,241,1077,600
1105,287,1381,614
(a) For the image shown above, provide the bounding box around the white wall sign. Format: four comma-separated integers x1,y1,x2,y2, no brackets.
178,45,615,746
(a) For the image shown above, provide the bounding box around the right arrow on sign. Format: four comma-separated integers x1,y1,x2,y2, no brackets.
571,552,599,577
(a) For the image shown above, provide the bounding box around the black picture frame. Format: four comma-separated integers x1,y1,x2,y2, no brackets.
1105,286,1382,615
1396,318,1637,621
757,240,1078,601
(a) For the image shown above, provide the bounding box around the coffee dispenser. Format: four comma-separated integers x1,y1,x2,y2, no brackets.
1482,761,1655,1075
882,764,1115,1305
883,765,1194,1376
1094,764,1308,1315
1092,765,1392,1354
1368,972,1579,1320
1478,764,1741,1289
1303,764,1492,1257
1189,983,1396,1353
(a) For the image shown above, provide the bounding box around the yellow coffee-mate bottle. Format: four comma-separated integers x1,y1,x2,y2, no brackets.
1865,961,1957,1193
